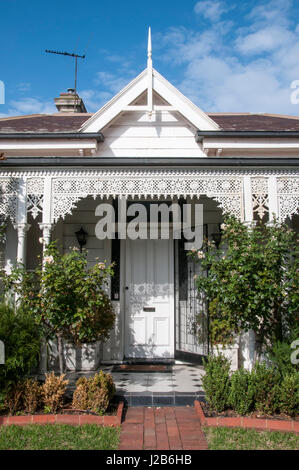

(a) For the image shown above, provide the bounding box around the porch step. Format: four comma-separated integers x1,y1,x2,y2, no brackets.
115,391,205,407
63,363,205,405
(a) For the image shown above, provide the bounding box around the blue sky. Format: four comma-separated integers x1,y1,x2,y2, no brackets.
1,0,299,117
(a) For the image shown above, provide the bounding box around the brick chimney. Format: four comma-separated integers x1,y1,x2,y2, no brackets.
54,88,87,113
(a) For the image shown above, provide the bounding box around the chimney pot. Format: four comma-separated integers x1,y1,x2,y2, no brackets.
54,89,87,113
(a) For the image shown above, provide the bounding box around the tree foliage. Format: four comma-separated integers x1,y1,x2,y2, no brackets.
192,216,299,352
2,243,115,373
0,303,41,395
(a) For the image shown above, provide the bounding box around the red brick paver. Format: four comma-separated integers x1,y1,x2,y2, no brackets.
119,406,208,450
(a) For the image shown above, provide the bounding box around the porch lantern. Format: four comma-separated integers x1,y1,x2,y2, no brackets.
211,231,222,249
75,227,88,252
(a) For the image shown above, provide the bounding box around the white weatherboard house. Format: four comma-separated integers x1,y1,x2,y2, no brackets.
0,32,298,372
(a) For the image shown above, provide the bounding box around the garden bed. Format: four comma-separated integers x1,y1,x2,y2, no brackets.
195,401,299,433
0,401,124,427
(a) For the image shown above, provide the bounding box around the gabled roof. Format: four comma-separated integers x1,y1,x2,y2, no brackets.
2,112,299,133
0,113,92,133
209,113,299,131
79,68,220,133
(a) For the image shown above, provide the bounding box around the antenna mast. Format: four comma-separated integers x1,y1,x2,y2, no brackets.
45,50,85,111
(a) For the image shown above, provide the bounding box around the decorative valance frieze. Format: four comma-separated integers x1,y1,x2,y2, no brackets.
0,168,298,178
277,177,299,221
0,177,19,223
51,172,243,221
0,170,298,224
251,177,269,220
27,177,45,219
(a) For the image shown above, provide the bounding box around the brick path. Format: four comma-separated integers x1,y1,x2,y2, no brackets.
119,406,208,450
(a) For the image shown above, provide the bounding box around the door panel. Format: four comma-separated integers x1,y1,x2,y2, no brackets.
125,238,174,358
130,317,147,345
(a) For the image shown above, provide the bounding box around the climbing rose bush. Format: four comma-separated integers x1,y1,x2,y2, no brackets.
191,215,298,353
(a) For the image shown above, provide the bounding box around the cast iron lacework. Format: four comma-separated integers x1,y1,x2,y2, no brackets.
27,178,44,219
0,173,298,223
251,177,269,220
51,171,243,222
177,225,208,356
178,255,208,356
0,177,19,223
111,238,120,301
178,237,188,302
277,177,299,221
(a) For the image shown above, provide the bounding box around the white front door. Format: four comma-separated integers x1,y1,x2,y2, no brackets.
124,238,174,359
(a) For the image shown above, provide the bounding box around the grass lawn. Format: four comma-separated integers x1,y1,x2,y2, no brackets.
0,424,120,450
204,426,299,450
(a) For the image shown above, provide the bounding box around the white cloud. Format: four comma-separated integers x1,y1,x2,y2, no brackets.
79,68,136,112
95,71,132,94
247,0,292,27
194,1,226,22
79,89,113,112
158,0,299,115
5,1,298,117
78,69,136,112
17,82,31,92
236,26,295,55
4,97,55,116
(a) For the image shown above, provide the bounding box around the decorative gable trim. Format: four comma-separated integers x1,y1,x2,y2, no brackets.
79,70,148,133
152,69,219,131
80,68,219,133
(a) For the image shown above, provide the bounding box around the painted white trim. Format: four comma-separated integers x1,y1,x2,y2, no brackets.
0,140,97,151
243,176,253,223
16,176,27,224
268,176,279,221
1,169,298,178
203,137,299,150
152,69,219,131
80,70,149,133
80,68,219,133
42,177,52,224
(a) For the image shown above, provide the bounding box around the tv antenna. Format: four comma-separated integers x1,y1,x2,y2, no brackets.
45,50,86,111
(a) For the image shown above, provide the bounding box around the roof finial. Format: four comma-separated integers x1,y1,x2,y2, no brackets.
147,26,152,68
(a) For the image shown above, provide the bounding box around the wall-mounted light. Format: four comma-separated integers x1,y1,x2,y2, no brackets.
75,227,88,252
211,231,222,249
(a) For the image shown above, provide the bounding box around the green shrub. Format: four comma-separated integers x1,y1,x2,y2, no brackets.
202,354,231,413
4,381,25,415
192,216,298,352
0,303,41,393
268,336,299,378
23,378,42,414
251,362,280,415
277,373,299,417
3,244,115,375
72,371,115,414
3,378,42,415
42,372,68,413
228,368,255,415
